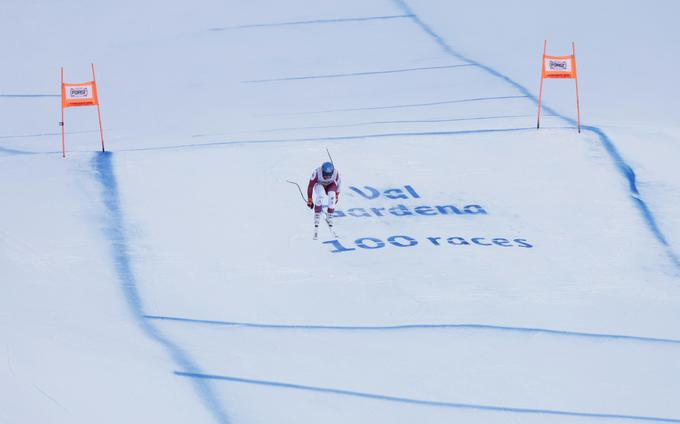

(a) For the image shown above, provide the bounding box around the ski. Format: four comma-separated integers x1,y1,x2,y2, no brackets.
313,212,320,240
325,213,338,238
313,212,337,240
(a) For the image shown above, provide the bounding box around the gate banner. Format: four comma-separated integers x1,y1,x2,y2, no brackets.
542,54,577,79
62,81,98,107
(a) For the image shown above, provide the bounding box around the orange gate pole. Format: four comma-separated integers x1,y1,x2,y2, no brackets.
60,67,66,158
536,40,547,129
573,42,581,133
91,63,105,152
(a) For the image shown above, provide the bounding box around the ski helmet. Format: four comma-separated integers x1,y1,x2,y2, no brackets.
321,161,334,178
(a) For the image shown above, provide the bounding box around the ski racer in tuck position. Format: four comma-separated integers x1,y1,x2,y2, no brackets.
307,161,340,238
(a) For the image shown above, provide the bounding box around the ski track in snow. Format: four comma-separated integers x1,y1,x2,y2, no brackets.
27,0,680,423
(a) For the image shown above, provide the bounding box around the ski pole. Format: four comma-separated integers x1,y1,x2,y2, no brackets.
326,147,334,165
286,180,306,203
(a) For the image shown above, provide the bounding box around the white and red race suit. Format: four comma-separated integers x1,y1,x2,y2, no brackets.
307,166,341,213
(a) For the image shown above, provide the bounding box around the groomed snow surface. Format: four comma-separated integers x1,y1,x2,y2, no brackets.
2,1,680,423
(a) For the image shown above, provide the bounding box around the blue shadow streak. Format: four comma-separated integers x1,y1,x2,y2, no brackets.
91,152,230,424
210,14,413,31
144,314,680,346
392,0,680,272
175,371,680,423
242,64,474,83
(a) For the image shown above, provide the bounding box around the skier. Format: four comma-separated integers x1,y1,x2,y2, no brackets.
307,161,340,238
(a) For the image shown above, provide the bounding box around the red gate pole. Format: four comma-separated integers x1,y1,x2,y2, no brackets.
60,67,66,158
91,63,105,152
572,42,581,133
536,40,547,129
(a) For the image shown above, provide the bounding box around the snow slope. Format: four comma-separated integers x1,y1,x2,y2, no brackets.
2,1,679,423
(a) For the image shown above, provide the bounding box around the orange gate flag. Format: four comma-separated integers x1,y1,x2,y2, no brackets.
60,63,105,158
536,40,581,132
62,81,98,107
543,55,577,79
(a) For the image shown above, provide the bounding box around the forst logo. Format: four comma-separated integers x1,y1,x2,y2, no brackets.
70,87,89,98
548,60,568,71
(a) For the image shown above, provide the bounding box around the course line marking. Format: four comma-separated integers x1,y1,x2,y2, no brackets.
210,15,413,31
175,371,680,423
144,314,680,346
263,95,529,116
92,152,230,423
242,64,474,83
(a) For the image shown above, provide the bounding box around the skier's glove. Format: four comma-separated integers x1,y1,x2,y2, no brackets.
307,198,314,209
